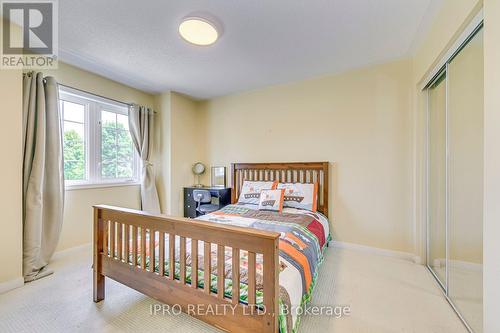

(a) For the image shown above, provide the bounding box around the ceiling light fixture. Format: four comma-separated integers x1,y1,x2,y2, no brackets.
179,17,219,46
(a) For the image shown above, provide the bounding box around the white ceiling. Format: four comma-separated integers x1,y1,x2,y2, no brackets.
58,0,442,99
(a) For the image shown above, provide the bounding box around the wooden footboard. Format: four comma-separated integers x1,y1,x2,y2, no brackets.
93,205,280,333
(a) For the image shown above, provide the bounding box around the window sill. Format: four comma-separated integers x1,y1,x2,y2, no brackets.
65,181,140,191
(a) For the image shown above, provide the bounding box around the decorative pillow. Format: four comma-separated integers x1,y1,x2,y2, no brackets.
258,189,285,212
277,182,318,212
238,180,278,204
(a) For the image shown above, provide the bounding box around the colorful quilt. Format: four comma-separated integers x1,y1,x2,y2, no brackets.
138,203,330,333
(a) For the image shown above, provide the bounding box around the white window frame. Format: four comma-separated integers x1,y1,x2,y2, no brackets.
59,86,140,190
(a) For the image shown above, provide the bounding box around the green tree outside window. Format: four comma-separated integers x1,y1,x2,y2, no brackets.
63,121,134,180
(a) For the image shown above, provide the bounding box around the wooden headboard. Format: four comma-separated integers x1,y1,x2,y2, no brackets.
230,162,329,217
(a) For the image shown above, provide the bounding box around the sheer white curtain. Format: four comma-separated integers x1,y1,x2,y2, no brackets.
22,72,64,282
128,104,160,214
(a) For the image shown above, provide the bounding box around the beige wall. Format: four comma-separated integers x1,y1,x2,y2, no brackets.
0,60,23,283
40,62,156,251
170,93,206,216
154,92,207,216
43,62,154,107
60,187,140,251
483,0,500,331
199,59,414,253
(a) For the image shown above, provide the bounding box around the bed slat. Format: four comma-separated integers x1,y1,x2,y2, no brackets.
191,239,198,288
232,248,240,305
140,227,146,269
117,223,122,261
217,244,225,299
124,224,129,264
110,221,115,258
248,251,256,306
132,226,137,265
204,242,211,294
159,232,165,276
103,220,108,258
169,233,175,280
149,229,155,272
180,236,186,284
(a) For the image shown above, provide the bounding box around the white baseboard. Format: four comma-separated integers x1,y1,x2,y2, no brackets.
0,277,24,294
331,240,421,264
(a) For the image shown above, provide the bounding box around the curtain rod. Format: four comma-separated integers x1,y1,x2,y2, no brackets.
57,83,156,113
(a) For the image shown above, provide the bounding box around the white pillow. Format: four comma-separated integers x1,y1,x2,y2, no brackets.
277,182,318,212
258,189,285,212
238,180,277,205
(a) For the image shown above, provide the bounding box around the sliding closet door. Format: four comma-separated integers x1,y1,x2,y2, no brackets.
448,28,483,333
427,71,447,288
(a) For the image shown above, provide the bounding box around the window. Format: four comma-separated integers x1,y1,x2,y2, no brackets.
60,86,139,188
61,100,86,181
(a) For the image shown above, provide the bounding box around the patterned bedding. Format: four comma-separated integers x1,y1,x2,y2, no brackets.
140,203,331,333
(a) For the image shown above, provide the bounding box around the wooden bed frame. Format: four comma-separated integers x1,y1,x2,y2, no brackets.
93,162,329,333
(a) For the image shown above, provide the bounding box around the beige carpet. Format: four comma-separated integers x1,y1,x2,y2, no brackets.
0,245,468,333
